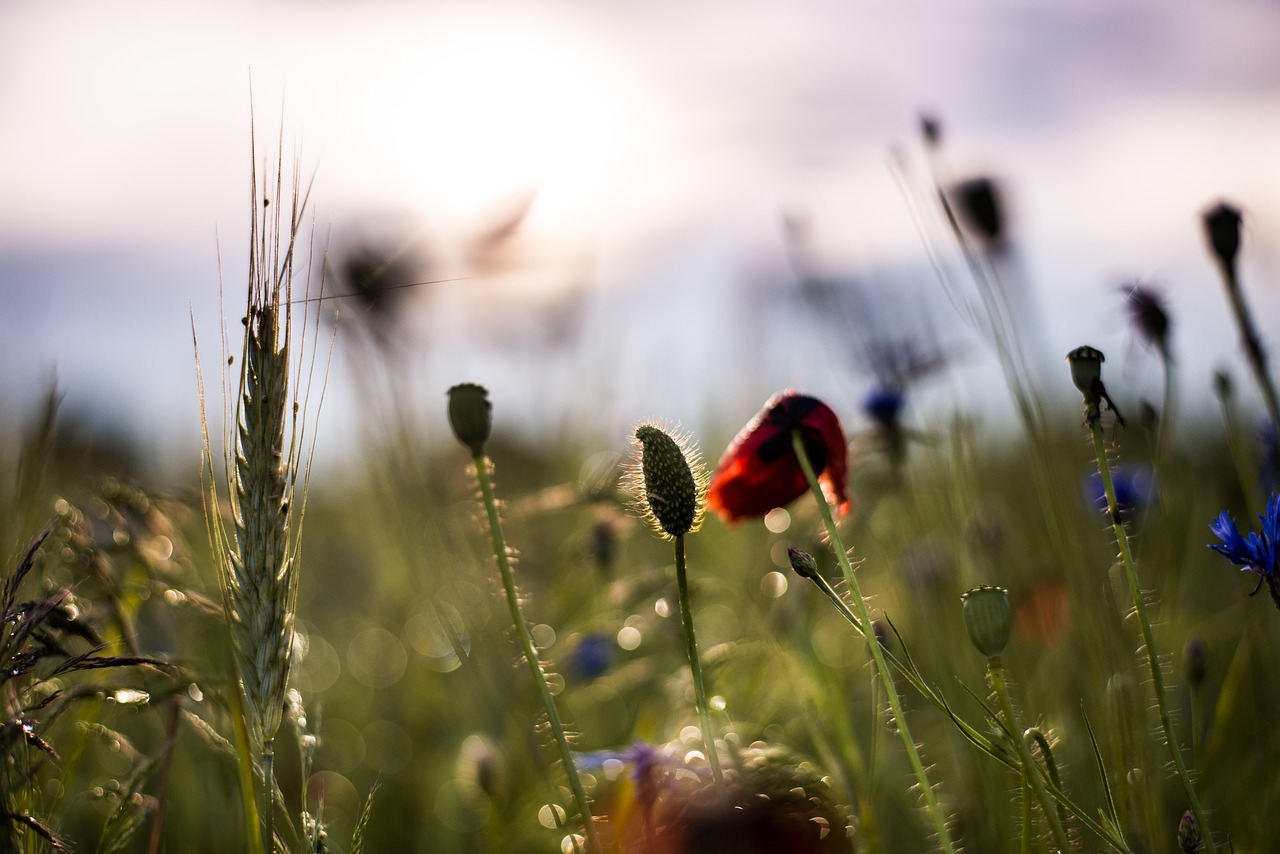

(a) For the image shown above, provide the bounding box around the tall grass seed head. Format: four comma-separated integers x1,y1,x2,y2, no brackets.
627,423,706,539
961,585,1013,659
447,383,492,455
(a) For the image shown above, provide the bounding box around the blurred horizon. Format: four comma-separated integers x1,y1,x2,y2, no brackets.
3,0,1280,478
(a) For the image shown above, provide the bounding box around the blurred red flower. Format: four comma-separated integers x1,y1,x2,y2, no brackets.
707,392,850,524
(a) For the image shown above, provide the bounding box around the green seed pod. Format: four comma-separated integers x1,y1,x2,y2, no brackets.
1066,346,1105,399
447,383,492,455
787,547,819,580
630,424,705,539
961,585,1013,659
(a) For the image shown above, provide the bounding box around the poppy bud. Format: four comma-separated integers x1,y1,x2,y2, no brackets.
447,383,492,455
630,424,705,539
961,585,1012,659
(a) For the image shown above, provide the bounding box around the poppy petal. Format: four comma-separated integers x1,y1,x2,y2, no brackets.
707,392,850,523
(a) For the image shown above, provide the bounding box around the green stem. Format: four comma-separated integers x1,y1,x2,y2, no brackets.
263,738,275,854
674,534,726,793
807,572,1131,853
1217,390,1263,520
1219,264,1280,434
472,453,600,854
1155,352,1175,465
1019,778,1034,854
988,660,1071,852
791,431,957,854
1088,423,1216,854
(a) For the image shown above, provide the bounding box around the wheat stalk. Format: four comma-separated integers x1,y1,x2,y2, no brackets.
195,112,327,852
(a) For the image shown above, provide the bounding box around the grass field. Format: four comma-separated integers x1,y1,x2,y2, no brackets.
1,134,1276,854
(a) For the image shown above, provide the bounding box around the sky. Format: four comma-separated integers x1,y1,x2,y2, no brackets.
3,0,1280,474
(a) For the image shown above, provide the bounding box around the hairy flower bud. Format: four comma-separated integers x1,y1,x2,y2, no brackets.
629,424,705,539
787,547,819,580
1178,810,1202,853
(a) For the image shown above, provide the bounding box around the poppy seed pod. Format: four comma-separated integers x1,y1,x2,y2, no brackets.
952,176,1005,247
447,383,492,455
1203,202,1243,273
1066,346,1105,399
961,585,1012,659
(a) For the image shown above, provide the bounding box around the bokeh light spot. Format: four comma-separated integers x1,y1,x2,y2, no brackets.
347,626,408,689
764,507,791,533
616,625,641,650
760,571,788,598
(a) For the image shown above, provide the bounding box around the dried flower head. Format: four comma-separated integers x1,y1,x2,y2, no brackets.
1203,201,1243,274
627,423,707,539
952,176,1006,248
1122,283,1172,361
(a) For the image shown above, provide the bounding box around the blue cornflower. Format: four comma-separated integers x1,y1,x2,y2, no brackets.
1209,494,1280,609
1087,465,1155,517
862,385,904,428
566,631,614,682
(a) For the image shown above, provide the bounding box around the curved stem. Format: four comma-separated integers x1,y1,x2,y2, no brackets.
987,660,1070,852
472,453,600,854
1088,423,1216,854
674,534,726,793
791,431,957,854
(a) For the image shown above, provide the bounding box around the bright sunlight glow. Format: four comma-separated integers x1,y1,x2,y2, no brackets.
352,10,647,233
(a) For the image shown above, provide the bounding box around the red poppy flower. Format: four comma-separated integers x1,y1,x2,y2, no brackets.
707,392,850,524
